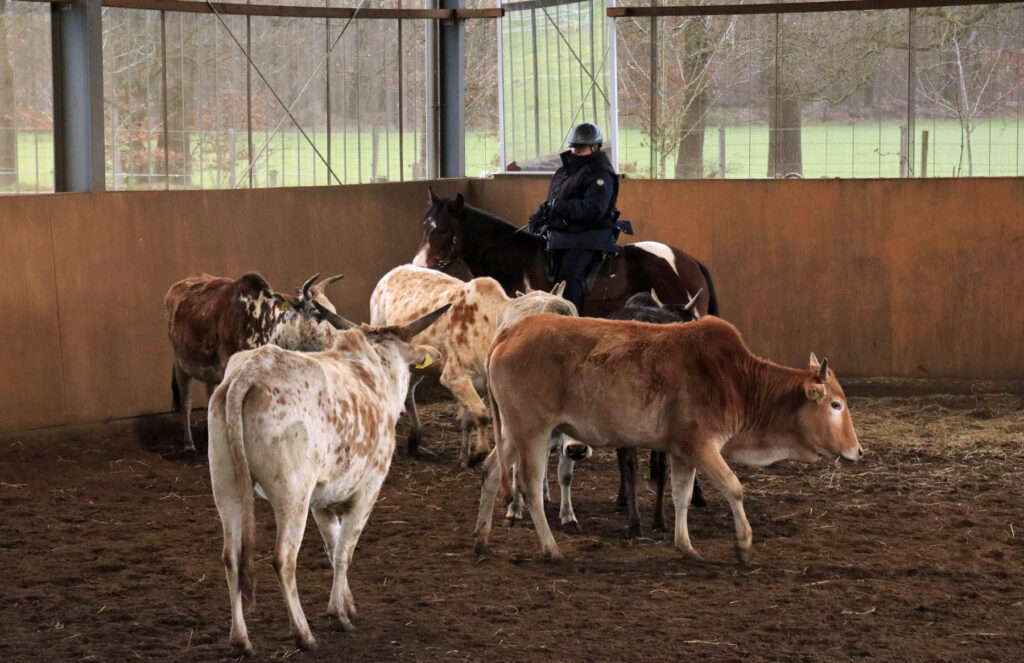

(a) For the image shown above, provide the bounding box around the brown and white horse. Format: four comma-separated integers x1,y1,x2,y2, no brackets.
413,189,719,318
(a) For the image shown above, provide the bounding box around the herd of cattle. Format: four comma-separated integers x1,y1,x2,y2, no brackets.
163,196,862,654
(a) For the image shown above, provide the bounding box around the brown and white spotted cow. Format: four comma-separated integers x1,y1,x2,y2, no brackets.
475,314,863,563
208,302,449,654
370,264,510,466
164,272,343,450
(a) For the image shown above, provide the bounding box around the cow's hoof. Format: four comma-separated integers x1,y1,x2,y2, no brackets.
625,524,643,540
561,519,582,533
651,518,667,532
502,517,518,528
294,633,317,651
542,550,567,563
614,496,628,511
473,540,492,556
735,545,753,566
403,433,422,458
677,546,703,562
230,638,254,657
465,449,489,469
564,444,590,461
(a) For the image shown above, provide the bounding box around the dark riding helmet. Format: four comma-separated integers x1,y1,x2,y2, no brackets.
567,122,603,148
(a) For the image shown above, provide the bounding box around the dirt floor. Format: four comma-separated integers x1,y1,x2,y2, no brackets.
2,391,1023,662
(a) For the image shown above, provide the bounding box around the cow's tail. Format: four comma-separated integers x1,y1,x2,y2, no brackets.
218,371,257,607
171,366,182,413
487,387,515,503
698,261,720,317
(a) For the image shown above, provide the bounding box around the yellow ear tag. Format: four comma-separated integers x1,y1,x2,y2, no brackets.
279,301,292,311
813,391,825,404
415,354,433,370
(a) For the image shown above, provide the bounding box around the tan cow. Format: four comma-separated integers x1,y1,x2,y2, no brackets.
165,272,343,450
208,303,449,654
370,264,509,466
475,314,863,563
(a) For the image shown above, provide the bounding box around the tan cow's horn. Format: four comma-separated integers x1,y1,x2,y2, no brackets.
817,358,829,382
311,300,357,331
400,303,452,340
316,274,344,290
650,289,664,308
301,273,320,301
683,288,703,312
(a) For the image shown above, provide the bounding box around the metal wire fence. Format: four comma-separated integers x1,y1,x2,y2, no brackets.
1,1,1021,191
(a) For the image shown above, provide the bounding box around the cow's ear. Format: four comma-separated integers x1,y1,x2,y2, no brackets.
551,281,567,297
515,290,526,298
809,352,820,369
273,293,294,311
448,193,465,216
428,186,440,205
411,344,442,369
805,382,827,404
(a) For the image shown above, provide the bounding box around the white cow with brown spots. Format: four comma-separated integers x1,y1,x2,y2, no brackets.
208,303,449,654
371,264,510,466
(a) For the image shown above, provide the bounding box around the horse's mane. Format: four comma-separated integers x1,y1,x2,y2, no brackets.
458,199,518,234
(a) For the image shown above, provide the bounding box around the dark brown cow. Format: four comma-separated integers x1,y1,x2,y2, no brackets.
164,272,342,450
475,314,863,563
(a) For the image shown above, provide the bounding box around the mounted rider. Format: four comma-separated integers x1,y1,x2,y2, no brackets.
528,122,629,316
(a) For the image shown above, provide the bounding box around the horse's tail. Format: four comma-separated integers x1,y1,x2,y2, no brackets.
698,261,720,317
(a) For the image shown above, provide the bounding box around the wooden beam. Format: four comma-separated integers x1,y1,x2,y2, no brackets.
608,0,1006,18
13,0,504,20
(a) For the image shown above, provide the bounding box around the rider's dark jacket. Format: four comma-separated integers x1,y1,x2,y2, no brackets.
529,149,619,251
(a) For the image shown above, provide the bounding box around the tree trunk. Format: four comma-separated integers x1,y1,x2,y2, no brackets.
674,19,707,179
160,42,197,188
767,81,803,178
0,3,18,189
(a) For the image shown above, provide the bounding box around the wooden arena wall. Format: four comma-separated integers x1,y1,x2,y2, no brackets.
1,177,1021,432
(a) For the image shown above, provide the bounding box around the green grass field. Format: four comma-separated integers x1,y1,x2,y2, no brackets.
7,117,1021,192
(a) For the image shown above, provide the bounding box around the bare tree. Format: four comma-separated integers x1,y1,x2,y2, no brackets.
914,5,1021,176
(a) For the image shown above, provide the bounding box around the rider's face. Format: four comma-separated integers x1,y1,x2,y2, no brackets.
571,145,595,156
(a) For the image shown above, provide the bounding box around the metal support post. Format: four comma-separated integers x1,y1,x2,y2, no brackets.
51,0,104,192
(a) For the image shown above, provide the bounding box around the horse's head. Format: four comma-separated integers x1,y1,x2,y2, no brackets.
413,187,466,271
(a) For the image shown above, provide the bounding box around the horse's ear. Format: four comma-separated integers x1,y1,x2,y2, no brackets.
448,193,465,216
428,186,440,205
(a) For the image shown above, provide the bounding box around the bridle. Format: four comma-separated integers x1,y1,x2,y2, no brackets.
430,219,532,273
435,232,461,271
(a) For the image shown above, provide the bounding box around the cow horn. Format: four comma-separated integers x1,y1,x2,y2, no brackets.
428,186,440,204
650,289,664,308
400,303,452,340
311,300,357,331
551,281,567,297
301,273,320,301
316,274,344,290
817,358,829,382
683,288,703,312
